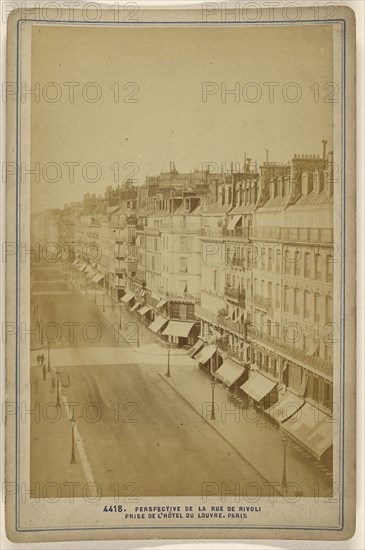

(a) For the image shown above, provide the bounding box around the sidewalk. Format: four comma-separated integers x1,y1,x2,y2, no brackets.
72,272,333,497
30,360,88,498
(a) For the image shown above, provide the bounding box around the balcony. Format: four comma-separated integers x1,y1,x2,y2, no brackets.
251,226,333,245
222,226,250,239
195,305,245,336
253,294,273,312
246,326,332,376
226,257,246,269
224,286,246,306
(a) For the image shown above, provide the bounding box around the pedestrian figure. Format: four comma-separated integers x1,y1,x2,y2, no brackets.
51,375,56,393
41,353,45,367
37,354,40,367
42,364,47,381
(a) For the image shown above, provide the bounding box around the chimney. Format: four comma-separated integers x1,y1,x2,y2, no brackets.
322,140,327,159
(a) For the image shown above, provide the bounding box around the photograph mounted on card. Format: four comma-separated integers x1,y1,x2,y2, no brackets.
5,4,356,543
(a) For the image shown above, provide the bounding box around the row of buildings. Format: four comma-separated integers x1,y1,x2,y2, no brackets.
50,141,335,463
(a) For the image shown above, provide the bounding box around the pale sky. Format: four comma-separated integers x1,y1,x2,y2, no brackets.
31,24,334,211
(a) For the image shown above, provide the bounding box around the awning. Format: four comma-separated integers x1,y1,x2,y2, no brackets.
78,263,87,271
240,372,277,402
265,391,304,424
227,215,242,231
148,315,168,333
138,306,151,316
121,291,135,304
87,270,96,279
214,358,245,387
281,402,333,460
140,288,146,297
92,273,104,283
156,298,167,310
72,260,79,266
162,321,195,338
306,341,319,356
130,302,140,312
178,281,187,295
85,265,93,273
194,344,217,365
187,338,205,358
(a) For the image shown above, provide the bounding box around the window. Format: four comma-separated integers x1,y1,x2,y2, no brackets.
304,290,310,319
179,257,187,273
294,288,300,316
326,295,333,323
284,285,289,313
276,283,280,308
294,251,301,276
180,303,187,320
180,236,187,252
276,250,281,273
326,256,334,283
314,293,320,323
323,381,333,409
304,252,311,278
268,248,273,270
315,253,321,280
261,248,266,270
325,343,333,364
213,270,218,291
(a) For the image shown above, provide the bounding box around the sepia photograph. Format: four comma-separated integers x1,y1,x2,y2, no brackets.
4,2,357,544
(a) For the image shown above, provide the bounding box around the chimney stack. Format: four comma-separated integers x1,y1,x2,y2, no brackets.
322,140,327,159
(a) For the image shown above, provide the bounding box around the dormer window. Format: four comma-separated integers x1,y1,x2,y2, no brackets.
302,173,313,196
313,171,324,194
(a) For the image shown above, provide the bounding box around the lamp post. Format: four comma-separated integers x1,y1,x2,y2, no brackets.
119,304,122,329
102,290,105,313
165,339,171,377
70,415,76,464
210,379,216,420
47,340,51,372
55,369,61,408
281,433,288,490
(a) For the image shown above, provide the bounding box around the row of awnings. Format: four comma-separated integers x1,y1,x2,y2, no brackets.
239,372,332,459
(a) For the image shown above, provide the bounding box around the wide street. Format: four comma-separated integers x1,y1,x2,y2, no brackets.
30,263,274,498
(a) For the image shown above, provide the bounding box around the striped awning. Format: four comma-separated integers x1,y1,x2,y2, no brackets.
162,321,195,338
240,372,277,403
130,302,140,312
149,316,168,333
93,273,104,283
214,358,245,387
121,291,135,303
138,306,151,316
194,344,217,365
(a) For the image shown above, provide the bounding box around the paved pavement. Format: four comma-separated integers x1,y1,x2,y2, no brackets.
30,263,276,498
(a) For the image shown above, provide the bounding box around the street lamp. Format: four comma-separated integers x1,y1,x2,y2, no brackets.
47,340,51,372
165,338,171,377
281,433,288,490
55,369,61,408
210,379,216,420
70,415,77,464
